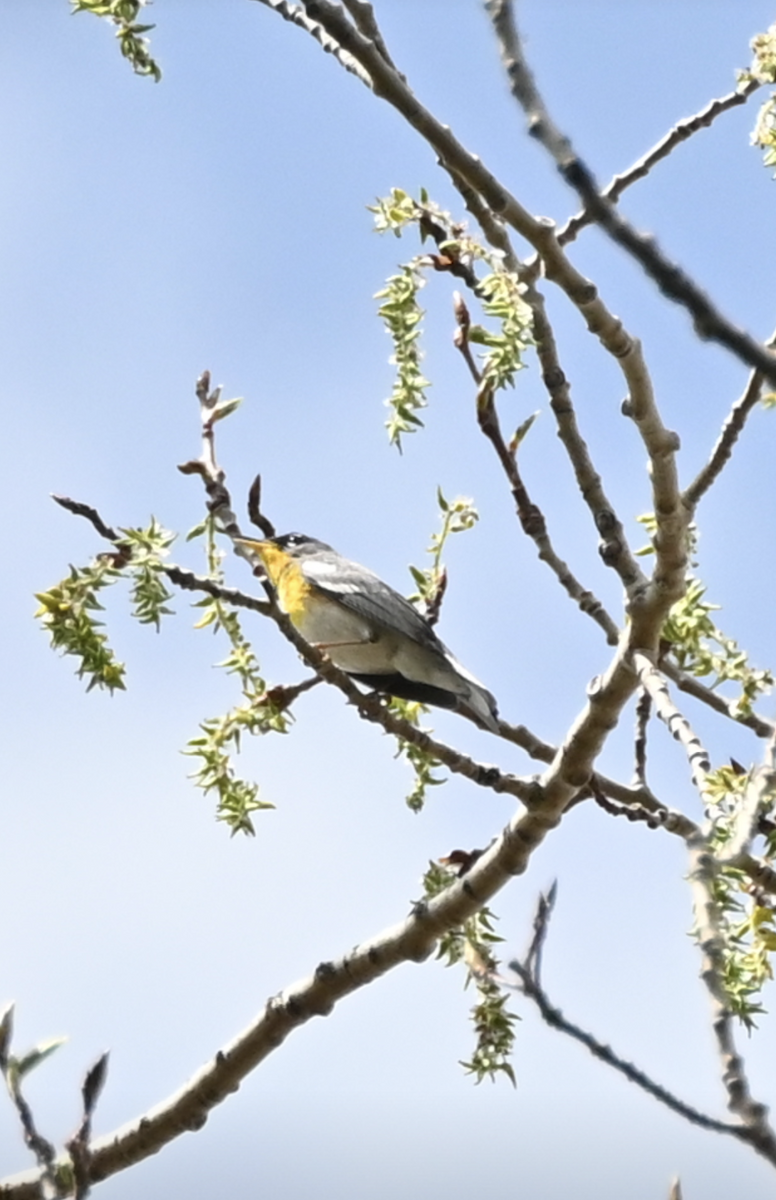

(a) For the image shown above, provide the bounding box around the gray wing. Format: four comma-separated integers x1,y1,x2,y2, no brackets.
301,555,445,652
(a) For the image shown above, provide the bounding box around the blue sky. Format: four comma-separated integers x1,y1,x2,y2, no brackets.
2,2,776,1197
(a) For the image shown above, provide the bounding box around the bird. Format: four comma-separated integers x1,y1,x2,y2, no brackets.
238,532,499,732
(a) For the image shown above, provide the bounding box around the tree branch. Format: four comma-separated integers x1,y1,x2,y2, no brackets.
660,657,775,740
688,832,776,1165
682,330,776,509
556,78,762,249
507,891,758,1145
634,652,711,792
451,295,620,644
251,0,373,85
485,0,776,387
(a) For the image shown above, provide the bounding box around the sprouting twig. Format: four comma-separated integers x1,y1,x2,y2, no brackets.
688,832,776,1164
247,475,276,539
65,1053,110,1200
662,658,774,740
52,493,272,617
719,734,776,864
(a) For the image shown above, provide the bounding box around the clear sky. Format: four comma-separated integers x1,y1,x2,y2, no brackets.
2,2,776,1197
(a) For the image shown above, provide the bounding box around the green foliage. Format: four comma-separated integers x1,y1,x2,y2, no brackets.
663,580,773,718
752,95,776,174
374,262,430,448
35,519,174,689
388,698,445,812
388,491,480,811
408,489,479,611
423,861,518,1084
702,765,776,1028
185,516,288,835
741,24,776,173
468,270,533,392
71,0,162,81
0,1004,67,1096
35,556,127,693
636,515,772,717
370,188,533,448
117,519,176,629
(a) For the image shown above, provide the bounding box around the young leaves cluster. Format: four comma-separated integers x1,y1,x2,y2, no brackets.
408,488,479,613
370,188,532,448
35,518,176,692
185,517,287,835
664,580,774,719
424,861,518,1085
70,0,162,81
386,490,481,812
702,766,776,1027
387,698,445,813
744,24,776,174
374,262,429,448
35,555,127,693
117,519,175,628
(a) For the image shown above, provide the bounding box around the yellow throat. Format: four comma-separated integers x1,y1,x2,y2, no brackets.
246,540,312,626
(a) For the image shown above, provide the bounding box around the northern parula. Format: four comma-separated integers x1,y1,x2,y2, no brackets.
240,532,499,733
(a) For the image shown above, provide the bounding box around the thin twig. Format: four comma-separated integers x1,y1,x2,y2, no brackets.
662,657,774,739
521,277,647,597
65,1054,110,1200
486,0,776,387
452,295,620,644
557,78,762,249
340,0,396,69
508,893,746,1140
251,0,373,84
683,329,776,509
442,186,646,603
247,474,276,538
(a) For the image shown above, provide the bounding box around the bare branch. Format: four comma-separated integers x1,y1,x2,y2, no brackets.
251,0,373,85
340,0,396,69
52,494,119,541
508,894,744,1140
634,652,711,792
486,0,776,387
557,78,763,249
450,297,619,643
683,330,776,509
247,474,276,538
633,687,651,787
521,278,647,597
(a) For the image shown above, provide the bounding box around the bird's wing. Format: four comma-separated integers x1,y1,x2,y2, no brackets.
301,556,443,651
